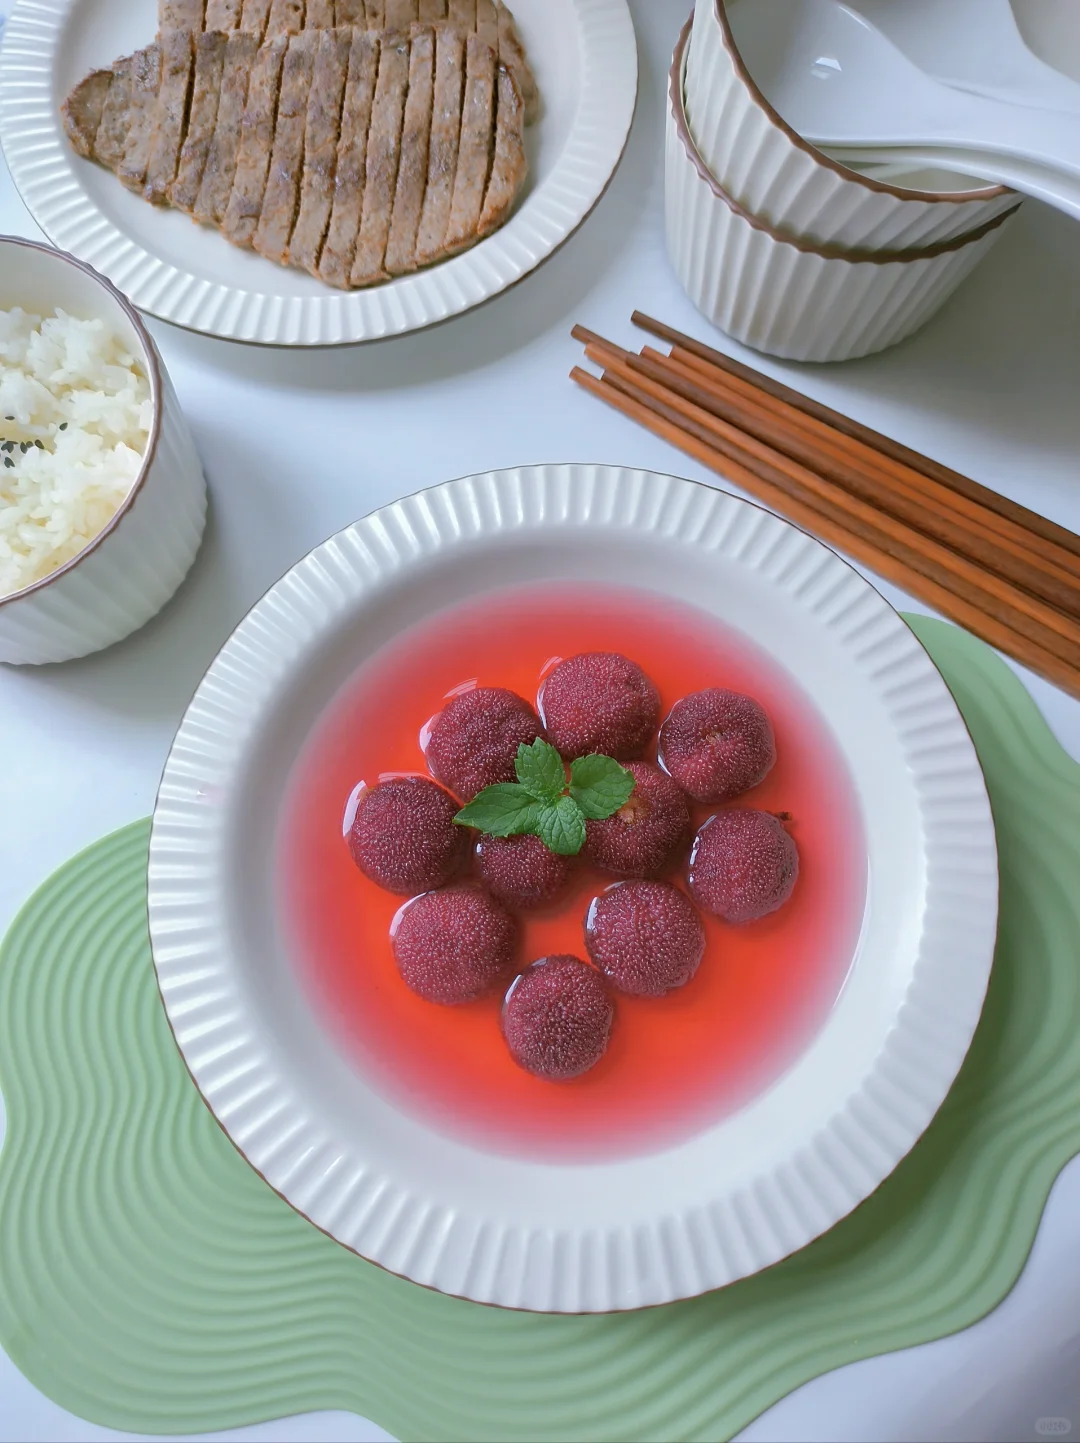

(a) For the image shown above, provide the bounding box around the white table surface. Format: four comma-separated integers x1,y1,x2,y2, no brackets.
2,2,1080,1439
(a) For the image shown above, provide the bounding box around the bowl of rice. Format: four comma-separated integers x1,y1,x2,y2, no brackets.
0,237,206,664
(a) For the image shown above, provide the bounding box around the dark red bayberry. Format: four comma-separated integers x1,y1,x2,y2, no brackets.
658,688,776,804
426,687,545,801
585,880,705,996
391,886,518,1004
688,809,798,923
475,832,573,910
539,652,660,760
348,776,468,895
502,955,613,1080
584,761,690,877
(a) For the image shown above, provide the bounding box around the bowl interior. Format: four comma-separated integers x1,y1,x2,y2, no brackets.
833,158,1004,196
193,501,926,1202
722,0,1005,202
0,238,150,367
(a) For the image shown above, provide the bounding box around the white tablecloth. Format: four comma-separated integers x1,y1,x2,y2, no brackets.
2,2,1079,1438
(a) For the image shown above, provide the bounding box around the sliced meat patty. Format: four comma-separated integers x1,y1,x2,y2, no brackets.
223,32,288,247
205,0,244,27
349,30,410,286
385,0,418,26
154,0,536,123
64,16,527,290
160,0,205,27
443,32,495,256
384,22,434,275
319,29,380,287
475,0,497,49
60,69,112,160
171,31,229,211
240,0,273,35
497,1,535,123
116,45,162,192
478,61,524,236
93,56,135,172
266,0,305,35
194,30,259,225
289,26,352,275
254,30,318,264
145,28,196,204
413,21,464,266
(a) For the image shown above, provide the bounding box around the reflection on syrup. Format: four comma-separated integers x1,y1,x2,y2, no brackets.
278,582,867,1163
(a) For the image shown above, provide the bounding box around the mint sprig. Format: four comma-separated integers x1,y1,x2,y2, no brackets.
454,739,634,856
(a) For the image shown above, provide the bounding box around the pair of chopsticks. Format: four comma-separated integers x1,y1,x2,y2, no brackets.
571,314,1080,699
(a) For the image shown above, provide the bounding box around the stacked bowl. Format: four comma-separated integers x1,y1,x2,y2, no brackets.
668,2,1022,362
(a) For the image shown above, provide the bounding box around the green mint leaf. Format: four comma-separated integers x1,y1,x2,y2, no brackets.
569,753,636,820
455,784,541,837
535,794,587,856
514,737,567,802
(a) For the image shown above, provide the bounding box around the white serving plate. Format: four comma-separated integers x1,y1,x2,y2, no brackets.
147,464,999,1313
0,0,636,345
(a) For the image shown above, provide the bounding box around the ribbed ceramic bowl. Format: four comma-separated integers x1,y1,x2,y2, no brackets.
685,0,1018,252
0,238,207,664
148,463,998,1312
668,21,1019,363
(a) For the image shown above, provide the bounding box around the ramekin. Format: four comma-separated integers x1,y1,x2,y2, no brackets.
0,238,207,665
667,20,1019,363
685,0,1018,252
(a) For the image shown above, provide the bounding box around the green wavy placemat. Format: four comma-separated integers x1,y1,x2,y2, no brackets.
1,616,1078,1443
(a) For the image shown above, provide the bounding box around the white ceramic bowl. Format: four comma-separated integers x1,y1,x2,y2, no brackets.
668,20,1019,363
685,0,1018,252
148,463,997,1313
0,237,207,664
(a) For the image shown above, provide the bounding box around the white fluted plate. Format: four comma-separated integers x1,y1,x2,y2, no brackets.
0,0,636,345
147,465,998,1312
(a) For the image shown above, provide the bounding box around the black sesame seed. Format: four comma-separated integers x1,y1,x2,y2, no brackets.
34,439,44,449
4,457,13,469
20,442,29,453
4,416,12,421
59,422,68,431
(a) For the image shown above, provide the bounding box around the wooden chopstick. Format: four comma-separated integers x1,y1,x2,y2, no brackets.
569,364,1080,699
659,342,1080,594
631,310,1080,563
650,346,1080,602
586,351,1080,665
573,328,1080,619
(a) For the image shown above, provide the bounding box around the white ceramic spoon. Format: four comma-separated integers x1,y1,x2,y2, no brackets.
848,0,1080,114
731,0,1080,217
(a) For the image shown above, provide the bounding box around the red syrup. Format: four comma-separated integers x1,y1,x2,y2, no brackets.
277,582,867,1162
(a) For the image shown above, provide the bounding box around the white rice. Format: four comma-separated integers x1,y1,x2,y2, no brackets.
0,306,152,598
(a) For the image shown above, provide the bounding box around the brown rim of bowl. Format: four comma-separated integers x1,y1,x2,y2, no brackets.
0,235,163,610
711,0,1011,204
671,20,1021,264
